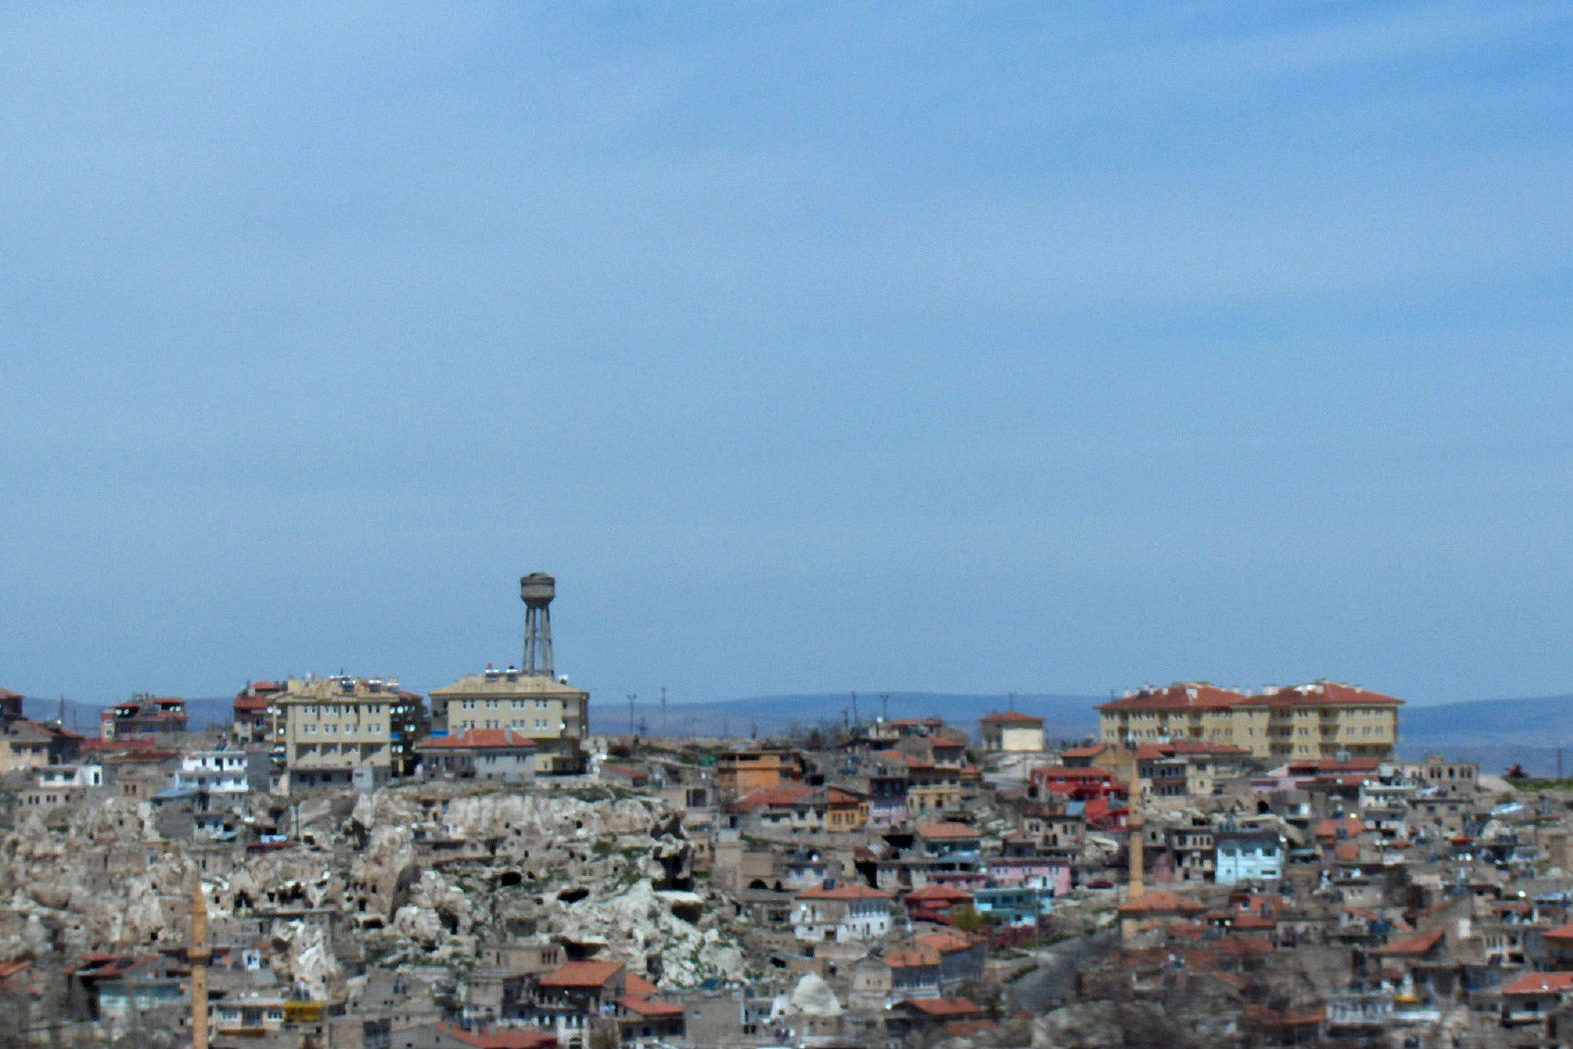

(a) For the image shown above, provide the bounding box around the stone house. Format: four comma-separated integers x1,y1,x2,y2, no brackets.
792,883,893,944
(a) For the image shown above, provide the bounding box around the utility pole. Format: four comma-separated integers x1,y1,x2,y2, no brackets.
627,694,636,738
851,691,858,728
661,687,667,737
1009,691,1016,712
880,693,889,722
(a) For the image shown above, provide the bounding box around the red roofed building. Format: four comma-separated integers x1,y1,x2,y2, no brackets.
415,728,536,783
613,994,685,1043
0,960,30,995
902,884,972,924
232,681,284,745
1118,890,1207,917
887,997,983,1039
1135,738,1253,798
792,882,893,943
437,1022,557,1049
1374,926,1444,959
1097,680,1402,761
527,961,625,1043
99,694,187,740
1502,971,1573,1026
1029,765,1123,803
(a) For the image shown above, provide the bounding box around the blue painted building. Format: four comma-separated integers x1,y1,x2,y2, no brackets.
1215,830,1285,885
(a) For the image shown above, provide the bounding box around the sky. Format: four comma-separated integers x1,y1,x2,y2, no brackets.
2,3,1571,709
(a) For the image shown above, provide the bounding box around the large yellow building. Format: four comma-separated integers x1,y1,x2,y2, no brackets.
1096,681,1402,762
429,667,589,774
278,675,424,790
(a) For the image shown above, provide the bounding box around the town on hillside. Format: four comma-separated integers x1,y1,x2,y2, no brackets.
1,578,1566,1049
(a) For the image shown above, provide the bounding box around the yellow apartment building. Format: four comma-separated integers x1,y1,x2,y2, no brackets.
278,675,424,790
428,666,589,774
1097,680,1402,762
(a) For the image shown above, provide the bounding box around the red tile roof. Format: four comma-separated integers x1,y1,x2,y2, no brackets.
1314,817,1367,839
903,885,972,903
980,711,1042,724
1099,680,1402,714
1244,1004,1323,1027
1097,683,1247,713
623,973,658,996
1374,927,1444,956
1503,971,1573,995
900,997,982,1017
1543,922,1573,942
733,785,817,811
795,882,892,901
916,822,978,840
1241,681,1402,708
1136,739,1251,760
1118,891,1206,915
80,737,166,751
615,995,683,1018
439,1023,557,1049
823,787,865,805
884,946,940,969
1230,912,1277,930
538,960,624,989
915,930,977,953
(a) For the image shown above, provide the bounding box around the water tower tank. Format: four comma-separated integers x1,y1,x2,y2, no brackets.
520,573,556,608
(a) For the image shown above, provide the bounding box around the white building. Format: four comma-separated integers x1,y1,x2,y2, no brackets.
792,883,893,943
174,751,254,794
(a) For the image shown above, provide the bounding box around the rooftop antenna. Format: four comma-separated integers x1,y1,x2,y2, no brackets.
851,691,858,728
627,693,637,738
520,573,556,677
880,693,889,722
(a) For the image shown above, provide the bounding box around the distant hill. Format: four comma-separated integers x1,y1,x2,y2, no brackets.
1398,694,1573,776
587,692,1103,743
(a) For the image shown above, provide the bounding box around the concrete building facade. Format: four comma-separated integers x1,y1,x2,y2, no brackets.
1097,680,1402,761
277,675,423,790
429,668,588,775
978,711,1044,753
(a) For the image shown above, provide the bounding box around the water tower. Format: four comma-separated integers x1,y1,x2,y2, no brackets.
520,573,556,677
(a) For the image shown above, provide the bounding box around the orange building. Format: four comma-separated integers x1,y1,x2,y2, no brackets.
715,749,802,795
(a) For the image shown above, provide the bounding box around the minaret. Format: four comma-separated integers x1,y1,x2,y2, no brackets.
1126,776,1145,899
1120,744,1145,943
189,878,210,1049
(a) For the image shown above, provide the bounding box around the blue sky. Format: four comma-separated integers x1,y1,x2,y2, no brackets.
2,3,1570,708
